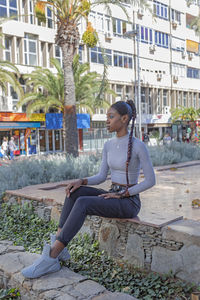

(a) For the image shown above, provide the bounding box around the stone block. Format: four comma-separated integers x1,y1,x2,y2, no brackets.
74,280,106,297
124,234,144,268
56,295,76,300
50,206,60,223
162,219,200,247
39,290,67,300
32,267,85,292
151,244,200,285
151,246,183,275
178,244,200,285
92,292,138,300
98,223,119,256
0,253,26,275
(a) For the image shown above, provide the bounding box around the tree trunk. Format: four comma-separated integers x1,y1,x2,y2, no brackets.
62,43,78,157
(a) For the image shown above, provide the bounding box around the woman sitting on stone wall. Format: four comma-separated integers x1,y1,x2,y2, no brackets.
21,99,156,279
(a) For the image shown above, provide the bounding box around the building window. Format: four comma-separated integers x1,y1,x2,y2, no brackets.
199,93,200,108
24,34,37,66
193,93,197,108
113,51,132,68
187,67,200,79
172,63,185,77
171,9,181,24
139,26,153,44
148,88,153,114
10,86,18,100
96,13,104,32
47,6,53,28
113,18,128,37
155,31,168,48
79,45,83,63
157,89,161,113
29,0,34,24
163,89,167,106
55,45,62,65
90,47,112,65
105,15,111,33
177,92,181,106
116,85,123,100
153,1,168,20
16,38,21,64
0,0,18,19
4,36,12,61
125,86,132,99
171,37,185,52
183,92,187,107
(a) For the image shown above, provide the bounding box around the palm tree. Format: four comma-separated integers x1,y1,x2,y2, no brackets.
0,61,23,98
34,0,149,156
171,106,198,139
17,56,110,113
17,56,110,148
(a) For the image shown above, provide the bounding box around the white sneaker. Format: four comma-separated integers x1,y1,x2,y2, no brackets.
50,234,71,261
21,244,61,279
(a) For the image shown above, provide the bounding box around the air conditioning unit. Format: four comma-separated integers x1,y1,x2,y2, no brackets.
182,51,186,58
105,32,112,40
157,73,162,80
188,52,194,60
164,106,170,114
149,44,156,53
173,75,178,83
172,21,178,29
137,8,144,18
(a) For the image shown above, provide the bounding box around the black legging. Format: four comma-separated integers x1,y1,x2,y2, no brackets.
57,186,141,246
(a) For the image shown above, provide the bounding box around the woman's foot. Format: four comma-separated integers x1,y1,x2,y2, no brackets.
50,234,71,261
21,244,61,279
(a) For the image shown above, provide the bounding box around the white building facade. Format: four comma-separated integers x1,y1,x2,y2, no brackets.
0,0,200,138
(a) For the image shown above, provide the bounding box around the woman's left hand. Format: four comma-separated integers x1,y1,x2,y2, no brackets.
99,192,121,199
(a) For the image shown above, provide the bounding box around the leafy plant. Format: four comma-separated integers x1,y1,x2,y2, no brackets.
0,203,57,253
0,288,20,300
0,203,199,299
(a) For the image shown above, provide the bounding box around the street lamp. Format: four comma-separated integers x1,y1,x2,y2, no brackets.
124,29,142,141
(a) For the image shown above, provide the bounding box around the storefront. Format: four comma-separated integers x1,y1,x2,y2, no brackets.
0,112,90,155
0,113,44,155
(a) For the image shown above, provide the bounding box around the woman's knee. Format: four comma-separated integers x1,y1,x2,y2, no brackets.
70,186,87,201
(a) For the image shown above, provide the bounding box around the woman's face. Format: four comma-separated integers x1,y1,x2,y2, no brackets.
106,107,127,133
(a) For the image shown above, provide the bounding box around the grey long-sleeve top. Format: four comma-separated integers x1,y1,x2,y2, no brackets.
87,134,156,196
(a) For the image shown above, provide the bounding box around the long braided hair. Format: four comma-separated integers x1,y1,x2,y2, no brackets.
111,100,137,192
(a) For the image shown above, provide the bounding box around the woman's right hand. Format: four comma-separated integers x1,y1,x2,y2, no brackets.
65,179,82,197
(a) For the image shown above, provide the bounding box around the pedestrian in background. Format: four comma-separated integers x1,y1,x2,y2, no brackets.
1,137,8,160
9,136,17,160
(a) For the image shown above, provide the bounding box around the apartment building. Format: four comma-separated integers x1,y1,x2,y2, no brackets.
0,0,200,142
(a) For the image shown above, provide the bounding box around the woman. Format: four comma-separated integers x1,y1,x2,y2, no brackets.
22,100,155,279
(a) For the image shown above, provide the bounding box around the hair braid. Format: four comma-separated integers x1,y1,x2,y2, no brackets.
125,101,136,192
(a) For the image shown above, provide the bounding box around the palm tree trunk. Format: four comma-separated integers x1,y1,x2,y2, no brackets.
62,43,78,157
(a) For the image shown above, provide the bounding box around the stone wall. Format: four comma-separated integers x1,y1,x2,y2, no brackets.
3,193,200,286
80,216,200,286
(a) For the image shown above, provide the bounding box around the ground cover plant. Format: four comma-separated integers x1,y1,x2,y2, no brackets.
0,203,199,300
0,288,20,300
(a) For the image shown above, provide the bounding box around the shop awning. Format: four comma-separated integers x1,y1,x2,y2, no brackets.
46,113,90,129
0,122,41,129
